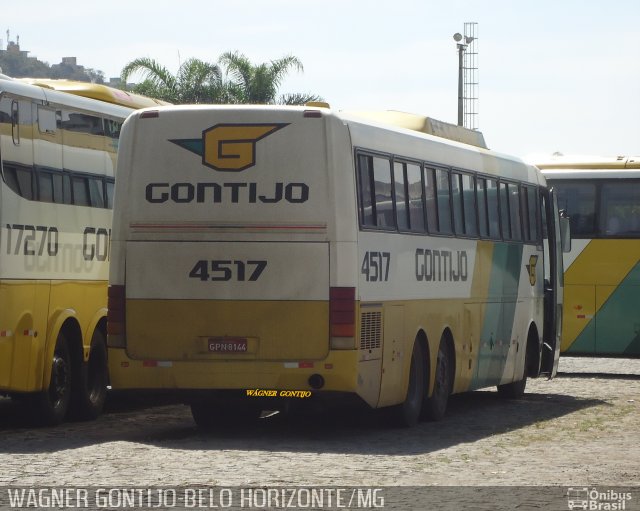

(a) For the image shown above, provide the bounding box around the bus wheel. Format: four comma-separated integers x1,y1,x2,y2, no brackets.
497,376,527,398
497,332,531,398
72,329,108,420
497,348,529,399
35,333,72,426
422,337,452,421
388,341,426,427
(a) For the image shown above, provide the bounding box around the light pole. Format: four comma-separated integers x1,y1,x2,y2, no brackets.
453,32,474,127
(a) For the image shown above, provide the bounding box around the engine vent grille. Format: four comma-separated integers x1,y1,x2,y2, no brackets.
360,311,382,350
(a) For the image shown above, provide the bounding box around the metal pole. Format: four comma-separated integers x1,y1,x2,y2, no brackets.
457,43,465,127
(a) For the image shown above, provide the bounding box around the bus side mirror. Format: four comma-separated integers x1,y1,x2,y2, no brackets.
560,211,571,253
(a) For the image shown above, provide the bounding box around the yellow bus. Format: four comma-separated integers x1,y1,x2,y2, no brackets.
107,105,567,427
0,74,163,425
537,155,640,356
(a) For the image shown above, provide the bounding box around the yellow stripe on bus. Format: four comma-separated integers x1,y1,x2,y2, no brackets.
563,239,640,350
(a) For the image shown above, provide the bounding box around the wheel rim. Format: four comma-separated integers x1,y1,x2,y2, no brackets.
87,347,106,402
434,346,449,400
407,351,422,408
50,352,69,405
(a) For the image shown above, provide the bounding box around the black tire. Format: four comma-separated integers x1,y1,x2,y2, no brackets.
497,332,531,399
190,402,217,429
34,332,72,426
422,337,452,421
497,376,527,398
190,401,261,430
71,329,108,420
388,341,426,427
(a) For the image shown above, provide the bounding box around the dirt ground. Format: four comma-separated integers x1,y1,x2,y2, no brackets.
0,357,638,509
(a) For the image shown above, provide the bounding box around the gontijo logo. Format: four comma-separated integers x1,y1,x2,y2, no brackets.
170,123,288,172
526,254,538,286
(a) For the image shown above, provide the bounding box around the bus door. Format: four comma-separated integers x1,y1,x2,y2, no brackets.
541,187,564,377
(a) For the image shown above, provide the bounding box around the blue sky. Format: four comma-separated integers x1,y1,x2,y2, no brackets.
7,0,640,158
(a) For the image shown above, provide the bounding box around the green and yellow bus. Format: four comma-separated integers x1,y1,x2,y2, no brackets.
107,106,567,427
0,75,165,425
537,155,640,356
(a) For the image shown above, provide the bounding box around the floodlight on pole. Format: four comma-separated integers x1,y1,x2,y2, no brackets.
453,32,468,126
453,23,479,130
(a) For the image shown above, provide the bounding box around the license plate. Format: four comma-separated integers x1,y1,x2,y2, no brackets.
208,337,248,353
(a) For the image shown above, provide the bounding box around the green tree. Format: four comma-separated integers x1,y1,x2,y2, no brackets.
50,62,104,83
0,53,51,78
218,51,322,105
120,57,230,104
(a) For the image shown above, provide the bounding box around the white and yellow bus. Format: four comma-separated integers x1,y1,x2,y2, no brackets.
107,105,567,427
0,75,165,425
537,155,640,357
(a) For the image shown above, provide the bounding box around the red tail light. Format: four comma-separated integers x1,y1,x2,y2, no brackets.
107,285,125,343
330,287,355,338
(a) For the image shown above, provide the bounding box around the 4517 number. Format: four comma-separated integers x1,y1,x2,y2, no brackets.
189,260,267,282
361,251,390,282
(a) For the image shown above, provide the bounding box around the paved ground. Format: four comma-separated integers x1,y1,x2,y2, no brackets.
0,357,638,509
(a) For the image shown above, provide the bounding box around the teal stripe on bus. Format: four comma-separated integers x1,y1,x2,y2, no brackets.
473,243,523,387
568,261,640,356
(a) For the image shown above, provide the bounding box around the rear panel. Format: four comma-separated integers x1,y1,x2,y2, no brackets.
112,106,348,375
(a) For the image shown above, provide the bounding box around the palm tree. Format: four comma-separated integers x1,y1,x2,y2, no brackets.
120,53,323,105
218,52,323,105
120,57,231,104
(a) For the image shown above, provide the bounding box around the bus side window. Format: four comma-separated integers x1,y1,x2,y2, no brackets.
599,181,640,236
477,177,489,237
554,182,596,237
72,176,91,206
394,161,409,231
406,162,425,232
105,119,123,139
435,168,453,234
499,182,511,239
372,157,394,229
106,180,115,209
423,167,438,233
451,172,464,235
526,186,540,242
11,100,19,144
38,171,55,202
508,183,523,241
37,107,57,134
357,154,376,227
88,177,106,208
486,178,500,239
462,173,478,237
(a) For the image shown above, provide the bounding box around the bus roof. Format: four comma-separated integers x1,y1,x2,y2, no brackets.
533,155,640,180
534,154,640,170
340,110,488,149
17,78,170,109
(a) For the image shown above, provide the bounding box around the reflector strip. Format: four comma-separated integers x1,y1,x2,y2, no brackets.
0,330,13,337
283,362,315,369
142,360,173,368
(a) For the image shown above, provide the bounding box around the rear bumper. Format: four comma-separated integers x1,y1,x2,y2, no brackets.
108,347,360,394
